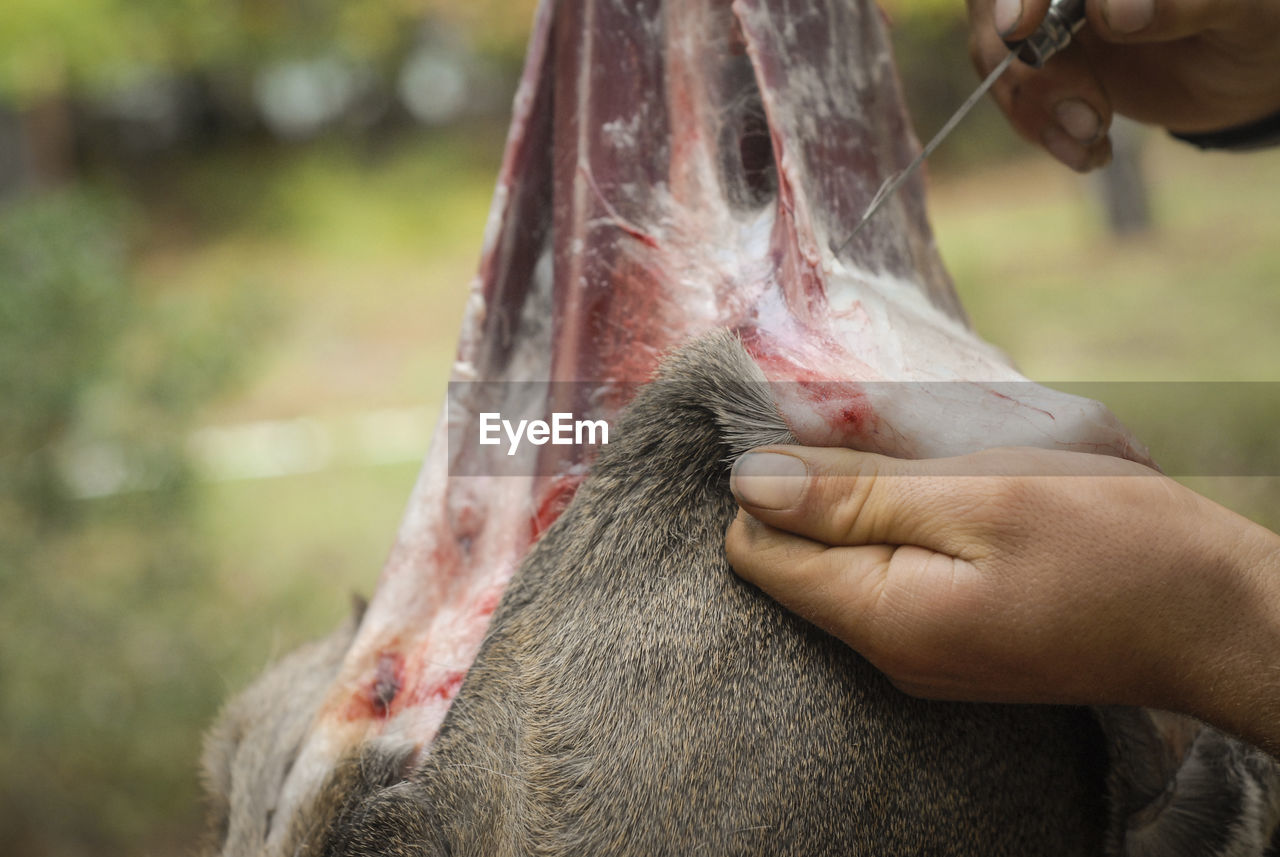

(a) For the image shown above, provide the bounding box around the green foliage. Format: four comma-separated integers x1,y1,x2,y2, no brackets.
0,190,129,525
0,0,239,101
0,0,540,104
0,188,273,854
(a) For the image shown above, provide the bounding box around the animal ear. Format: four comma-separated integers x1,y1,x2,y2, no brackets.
1096,706,1280,857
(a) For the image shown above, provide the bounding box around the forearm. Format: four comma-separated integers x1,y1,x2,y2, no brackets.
1177,515,1280,757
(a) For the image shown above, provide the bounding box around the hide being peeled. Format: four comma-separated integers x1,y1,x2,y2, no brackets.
200,1,1280,855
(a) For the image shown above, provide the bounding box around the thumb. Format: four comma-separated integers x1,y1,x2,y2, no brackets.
724,509,960,662
726,446,982,560
993,0,1053,40
723,445,991,660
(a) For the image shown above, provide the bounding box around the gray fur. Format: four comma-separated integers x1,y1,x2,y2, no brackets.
1098,707,1280,857
288,332,1109,855
201,599,363,855
203,332,1280,856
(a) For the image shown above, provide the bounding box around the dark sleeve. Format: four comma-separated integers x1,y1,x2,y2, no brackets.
1169,108,1280,152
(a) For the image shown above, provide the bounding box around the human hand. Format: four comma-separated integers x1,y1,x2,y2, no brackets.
724,445,1280,752
965,0,1280,170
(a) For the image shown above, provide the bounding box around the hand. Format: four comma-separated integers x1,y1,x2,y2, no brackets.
724,445,1280,753
965,0,1280,170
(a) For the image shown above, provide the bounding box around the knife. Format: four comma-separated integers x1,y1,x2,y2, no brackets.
836,0,1087,252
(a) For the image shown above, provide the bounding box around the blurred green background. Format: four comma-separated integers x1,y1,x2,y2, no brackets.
1,1,1278,855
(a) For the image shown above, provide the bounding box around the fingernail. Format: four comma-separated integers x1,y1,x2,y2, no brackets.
731,452,808,510
1103,0,1154,34
1041,125,1088,171
994,0,1023,35
1055,99,1101,143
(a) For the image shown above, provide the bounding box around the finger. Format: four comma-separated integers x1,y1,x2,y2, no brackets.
1090,0,1239,42
992,0,1052,39
725,512,986,677
724,510,903,651
727,447,986,559
973,31,1114,170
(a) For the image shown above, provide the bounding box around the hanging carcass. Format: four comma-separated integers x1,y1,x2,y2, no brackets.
199,1,1280,855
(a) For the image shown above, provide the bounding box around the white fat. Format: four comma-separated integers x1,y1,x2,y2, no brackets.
826,257,1021,382
393,420,448,549
601,114,641,149
268,729,350,853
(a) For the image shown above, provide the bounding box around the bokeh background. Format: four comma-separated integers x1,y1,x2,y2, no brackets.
2,1,1278,854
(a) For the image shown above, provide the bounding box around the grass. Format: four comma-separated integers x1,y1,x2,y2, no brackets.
934,134,1280,382
127,131,507,753
195,461,423,674
133,127,505,423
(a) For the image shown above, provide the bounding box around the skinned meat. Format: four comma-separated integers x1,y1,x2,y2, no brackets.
200,0,1280,854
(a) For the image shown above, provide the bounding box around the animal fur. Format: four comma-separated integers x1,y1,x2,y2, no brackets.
203,332,1280,856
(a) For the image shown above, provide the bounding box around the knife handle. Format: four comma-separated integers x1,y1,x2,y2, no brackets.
1007,0,1088,68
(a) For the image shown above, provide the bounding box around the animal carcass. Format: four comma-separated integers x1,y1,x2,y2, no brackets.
200,0,1280,854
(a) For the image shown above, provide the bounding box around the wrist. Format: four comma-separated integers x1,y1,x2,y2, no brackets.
1170,107,1280,153
1174,509,1280,755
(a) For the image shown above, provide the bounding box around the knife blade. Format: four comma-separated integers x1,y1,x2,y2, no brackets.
835,0,1087,253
